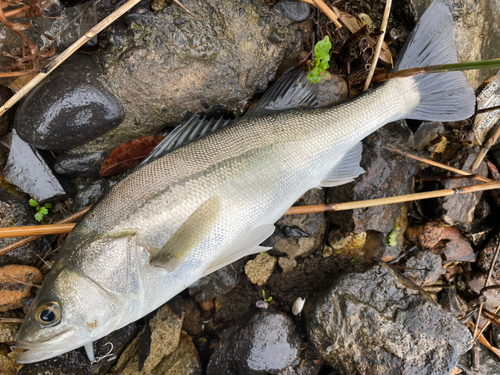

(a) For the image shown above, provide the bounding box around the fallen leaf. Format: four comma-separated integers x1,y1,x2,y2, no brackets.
100,135,165,177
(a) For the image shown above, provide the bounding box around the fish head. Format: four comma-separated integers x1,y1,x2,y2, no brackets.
16,232,143,363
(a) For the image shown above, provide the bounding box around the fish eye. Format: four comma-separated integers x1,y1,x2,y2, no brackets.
35,301,61,327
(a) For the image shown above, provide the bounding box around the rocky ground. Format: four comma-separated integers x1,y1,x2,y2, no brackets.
1,0,500,374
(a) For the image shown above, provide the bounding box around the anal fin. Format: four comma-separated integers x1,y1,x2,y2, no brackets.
203,225,275,276
150,196,221,271
320,142,365,187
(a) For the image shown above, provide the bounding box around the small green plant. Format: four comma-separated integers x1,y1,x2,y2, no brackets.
262,289,273,303
29,199,52,222
307,36,332,84
386,224,401,247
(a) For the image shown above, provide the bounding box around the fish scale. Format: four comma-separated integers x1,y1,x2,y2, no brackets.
16,0,476,363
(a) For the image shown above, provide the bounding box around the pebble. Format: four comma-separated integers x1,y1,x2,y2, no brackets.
244,252,277,286
278,257,297,274
0,265,42,312
14,54,124,151
54,152,108,177
403,251,445,286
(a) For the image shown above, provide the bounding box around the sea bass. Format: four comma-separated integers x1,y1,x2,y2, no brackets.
16,0,474,363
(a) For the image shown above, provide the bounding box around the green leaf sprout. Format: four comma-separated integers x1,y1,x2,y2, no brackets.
262,289,273,302
386,224,401,247
29,199,52,222
308,36,332,84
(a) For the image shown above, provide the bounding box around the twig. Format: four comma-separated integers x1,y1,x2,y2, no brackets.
474,241,500,342
285,181,500,215
301,0,342,29
470,121,500,172
363,0,392,91
0,317,24,323
383,145,493,183
0,0,144,118
0,206,90,257
467,320,500,361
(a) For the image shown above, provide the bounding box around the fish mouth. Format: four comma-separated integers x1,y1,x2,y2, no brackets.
15,347,70,364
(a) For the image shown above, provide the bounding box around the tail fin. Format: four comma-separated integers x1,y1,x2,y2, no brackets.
396,0,475,121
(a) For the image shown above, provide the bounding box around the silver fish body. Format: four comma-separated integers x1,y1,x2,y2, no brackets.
16,0,475,363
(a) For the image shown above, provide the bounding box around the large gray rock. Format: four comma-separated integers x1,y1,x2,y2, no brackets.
73,0,306,152
304,262,472,375
206,310,300,375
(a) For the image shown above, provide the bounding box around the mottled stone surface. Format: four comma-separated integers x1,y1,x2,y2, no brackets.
72,0,305,152
403,251,445,286
245,252,277,286
304,262,472,375
0,266,42,312
14,54,124,151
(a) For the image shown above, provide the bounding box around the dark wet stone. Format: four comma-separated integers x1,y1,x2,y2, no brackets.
266,189,327,259
54,152,108,177
73,177,119,211
0,178,50,266
74,0,304,152
0,86,13,137
14,54,124,151
206,310,300,375
466,224,495,248
189,259,245,302
278,346,323,375
403,250,445,286
273,0,310,23
412,121,444,151
182,298,203,336
434,147,488,233
327,121,417,234
4,131,72,202
304,262,472,375
0,148,6,170
18,322,138,375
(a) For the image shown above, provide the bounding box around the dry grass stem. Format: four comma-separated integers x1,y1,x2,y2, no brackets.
467,320,500,360
363,0,392,91
300,0,342,29
0,223,76,239
477,306,500,339
285,181,500,214
0,317,24,323
470,122,500,172
0,0,144,118
383,145,493,183
0,206,90,257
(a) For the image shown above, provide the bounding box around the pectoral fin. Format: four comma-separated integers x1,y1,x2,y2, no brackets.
150,196,221,271
203,225,275,276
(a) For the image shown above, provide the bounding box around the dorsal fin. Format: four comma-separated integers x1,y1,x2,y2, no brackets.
245,70,319,118
138,70,320,168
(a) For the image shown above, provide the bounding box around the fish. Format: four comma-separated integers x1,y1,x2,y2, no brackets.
15,0,474,364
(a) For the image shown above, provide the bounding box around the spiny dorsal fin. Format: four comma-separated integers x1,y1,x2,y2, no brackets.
319,142,365,187
245,70,319,118
150,196,221,271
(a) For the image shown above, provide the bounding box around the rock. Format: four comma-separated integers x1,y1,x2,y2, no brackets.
0,265,42,312
0,178,50,266
0,86,13,136
278,346,323,375
314,74,349,107
413,121,444,151
73,0,304,152
0,312,20,343
0,344,20,375
466,224,495,248
4,130,72,202
189,259,244,302
152,332,202,375
273,0,310,23
465,272,500,310
304,262,472,375
142,300,184,373
182,298,203,336
245,252,277,286
435,147,488,232
199,300,214,312
406,221,445,248
459,344,500,374
478,230,500,279
14,54,124,151
73,177,118,211
439,226,476,262
54,152,108,177
278,257,297,274
0,148,6,170
18,321,138,375
327,229,366,258
269,189,327,259
206,310,300,375
327,121,417,234
403,251,445,286
412,0,500,90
